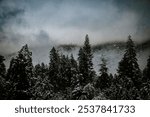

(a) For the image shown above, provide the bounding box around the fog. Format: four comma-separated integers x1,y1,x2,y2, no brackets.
0,0,150,68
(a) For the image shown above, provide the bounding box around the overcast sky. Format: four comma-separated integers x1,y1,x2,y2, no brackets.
0,0,150,54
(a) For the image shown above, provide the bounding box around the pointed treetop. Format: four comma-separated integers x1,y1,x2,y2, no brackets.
24,44,28,48
84,34,90,45
51,47,56,52
20,44,29,52
128,35,132,40
85,34,89,39
127,35,133,43
19,44,31,53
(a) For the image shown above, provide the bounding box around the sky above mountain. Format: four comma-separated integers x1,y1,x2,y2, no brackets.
0,0,150,54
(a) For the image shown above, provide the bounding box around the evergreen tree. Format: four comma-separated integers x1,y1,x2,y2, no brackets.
103,74,119,99
72,83,95,100
0,55,7,99
71,83,83,100
82,83,95,100
58,54,79,99
34,64,41,78
117,36,141,99
32,63,53,99
118,35,141,89
96,58,110,90
142,56,150,82
34,63,49,79
59,54,71,90
7,44,33,99
0,55,6,77
140,56,150,99
70,54,79,88
78,34,95,86
49,47,60,92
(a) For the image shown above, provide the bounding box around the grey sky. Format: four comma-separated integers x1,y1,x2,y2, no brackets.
0,0,150,54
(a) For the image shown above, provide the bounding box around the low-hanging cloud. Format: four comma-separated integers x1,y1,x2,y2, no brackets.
0,0,150,55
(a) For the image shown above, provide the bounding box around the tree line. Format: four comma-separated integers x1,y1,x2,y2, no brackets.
0,35,150,100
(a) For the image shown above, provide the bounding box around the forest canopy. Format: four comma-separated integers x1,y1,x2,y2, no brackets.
0,35,150,100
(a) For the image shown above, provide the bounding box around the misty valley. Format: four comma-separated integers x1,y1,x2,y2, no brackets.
0,35,150,100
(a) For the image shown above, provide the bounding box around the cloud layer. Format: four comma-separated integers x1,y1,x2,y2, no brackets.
0,0,150,55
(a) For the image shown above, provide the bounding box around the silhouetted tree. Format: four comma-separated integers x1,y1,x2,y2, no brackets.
78,34,95,86
142,56,150,82
96,58,111,90
140,56,150,99
59,54,71,90
0,55,7,99
49,47,60,92
117,36,141,99
7,44,33,99
70,54,79,89
0,55,6,77
34,63,49,79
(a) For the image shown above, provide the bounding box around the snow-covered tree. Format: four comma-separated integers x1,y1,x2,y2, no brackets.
59,54,72,90
32,62,53,99
118,36,142,89
32,75,53,100
34,63,49,79
72,83,95,100
96,58,111,90
140,56,150,99
0,55,7,99
116,36,141,99
0,55,6,77
143,56,150,82
49,47,60,92
70,54,79,89
78,34,95,86
7,44,33,99
82,83,95,99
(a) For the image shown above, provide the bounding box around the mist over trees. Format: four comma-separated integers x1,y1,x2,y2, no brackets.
0,35,150,100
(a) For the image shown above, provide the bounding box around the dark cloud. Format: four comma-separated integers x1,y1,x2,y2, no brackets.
0,0,24,43
112,0,150,39
0,0,150,56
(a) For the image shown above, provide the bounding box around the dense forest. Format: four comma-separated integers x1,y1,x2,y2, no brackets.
0,35,150,100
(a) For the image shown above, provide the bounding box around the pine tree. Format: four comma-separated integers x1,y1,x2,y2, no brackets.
7,44,33,99
0,55,6,77
32,62,53,99
34,63,49,79
34,64,41,78
59,54,71,90
140,56,150,99
96,58,110,90
103,74,119,99
70,54,78,71
72,83,95,100
82,83,95,100
78,34,95,86
71,83,83,100
70,54,79,88
143,56,150,82
0,55,7,99
49,47,60,92
78,48,85,85
118,36,141,89
117,36,141,99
